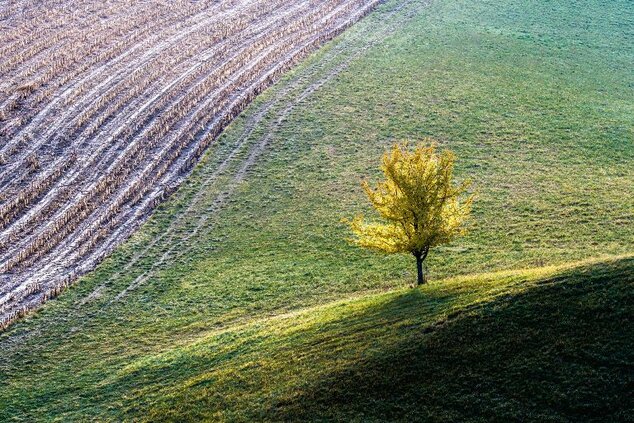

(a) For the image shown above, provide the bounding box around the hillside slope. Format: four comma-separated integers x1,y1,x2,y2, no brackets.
1,256,632,421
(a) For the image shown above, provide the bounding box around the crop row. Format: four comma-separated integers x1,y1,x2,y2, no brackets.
0,0,379,328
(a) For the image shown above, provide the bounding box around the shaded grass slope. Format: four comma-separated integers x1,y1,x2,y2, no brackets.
2,256,631,421
129,257,634,422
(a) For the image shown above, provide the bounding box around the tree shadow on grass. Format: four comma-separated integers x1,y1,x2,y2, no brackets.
268,258,634,422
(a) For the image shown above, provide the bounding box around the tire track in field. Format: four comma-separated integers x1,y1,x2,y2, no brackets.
100,0,430,306
0,0,360,258
0,1,312,244
22,0,376,298
0,0,308,288
0,0,383,329
5,1,371,278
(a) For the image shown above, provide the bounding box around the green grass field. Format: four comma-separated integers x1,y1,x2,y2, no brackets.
1,0,632,420
2,257,632,421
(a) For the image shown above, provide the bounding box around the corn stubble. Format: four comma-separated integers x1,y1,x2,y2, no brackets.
0,0,381,329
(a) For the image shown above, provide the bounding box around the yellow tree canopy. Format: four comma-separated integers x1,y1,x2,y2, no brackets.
348,141,474,258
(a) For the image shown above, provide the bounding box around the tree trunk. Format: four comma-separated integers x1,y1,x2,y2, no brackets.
416,254,424,285
414,247,429,285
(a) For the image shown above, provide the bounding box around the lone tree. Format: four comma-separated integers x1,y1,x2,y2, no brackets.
347,141,474,285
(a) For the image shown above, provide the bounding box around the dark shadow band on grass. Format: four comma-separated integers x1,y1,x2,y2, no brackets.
38,258,632,422
266,258,634,422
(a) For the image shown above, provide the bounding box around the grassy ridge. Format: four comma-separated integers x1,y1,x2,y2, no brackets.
115,256,634,422
1,0,633,420
3,256,632,421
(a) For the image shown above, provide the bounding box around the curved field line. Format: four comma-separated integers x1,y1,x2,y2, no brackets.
111,0,427,303
1,0,373,284
0,0,386,329
0,0,345,267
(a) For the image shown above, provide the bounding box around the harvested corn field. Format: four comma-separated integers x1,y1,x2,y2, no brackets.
0,0,380,329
